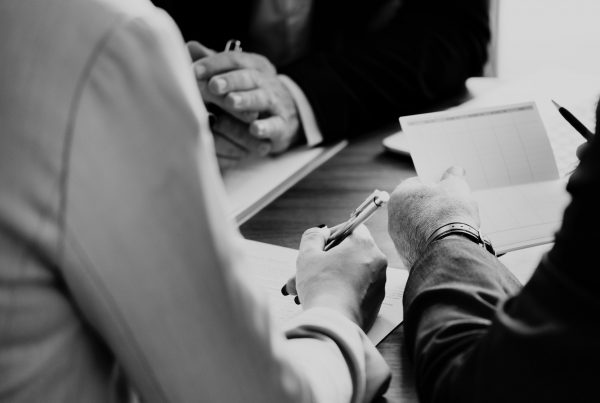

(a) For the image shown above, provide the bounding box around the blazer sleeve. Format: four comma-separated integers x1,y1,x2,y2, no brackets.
403,127,600,402
60,8,389,403
280,0,490,141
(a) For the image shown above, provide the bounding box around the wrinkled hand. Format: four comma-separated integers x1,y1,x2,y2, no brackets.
188,41,302,154
286,225,388,331
388,166,480,269
210,111,272,172
187,41,258,124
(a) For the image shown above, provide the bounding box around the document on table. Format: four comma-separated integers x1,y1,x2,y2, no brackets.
222,141,347,224
386,68,600,177
240,239,408,345
400,102,570,254
456,68,599,177
499,243,553,285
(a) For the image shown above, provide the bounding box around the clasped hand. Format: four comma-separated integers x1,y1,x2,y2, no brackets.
188,41,301,171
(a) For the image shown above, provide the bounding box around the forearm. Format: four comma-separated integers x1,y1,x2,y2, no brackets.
404,239,522,402
406,245,600,403
405,153,600,403
281,0,490,141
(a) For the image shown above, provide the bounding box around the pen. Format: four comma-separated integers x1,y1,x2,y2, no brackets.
224,39,241,52
323,190,390,251
552,99,594,141
280,189,390,303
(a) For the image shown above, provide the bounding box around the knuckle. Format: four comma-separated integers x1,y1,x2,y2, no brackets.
254,54,270,67
226,93,243,110
302,227,321,239
249,69,262,86
374,253,388,270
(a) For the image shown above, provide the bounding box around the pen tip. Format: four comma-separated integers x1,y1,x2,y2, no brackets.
551,99,560,109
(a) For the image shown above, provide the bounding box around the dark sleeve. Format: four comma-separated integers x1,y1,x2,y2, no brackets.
281,0,490,141
403,113,600,402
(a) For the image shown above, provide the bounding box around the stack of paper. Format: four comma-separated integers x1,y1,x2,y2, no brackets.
400,102,570,254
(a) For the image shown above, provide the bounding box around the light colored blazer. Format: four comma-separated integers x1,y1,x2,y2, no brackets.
0,0,389,401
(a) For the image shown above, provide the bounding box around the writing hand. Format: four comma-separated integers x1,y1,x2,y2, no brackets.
194,50,302,153
286,225,387,331
388,166,480,268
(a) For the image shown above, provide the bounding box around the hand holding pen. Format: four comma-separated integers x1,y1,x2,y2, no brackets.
281,190,390,304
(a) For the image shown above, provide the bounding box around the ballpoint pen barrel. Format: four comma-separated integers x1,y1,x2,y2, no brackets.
224,39,241,52
352,190,379,217
560,108,593,140
552,100,593,141
323,202,380,251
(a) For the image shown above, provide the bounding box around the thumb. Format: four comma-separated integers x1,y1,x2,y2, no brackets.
298,226,330,254
440,165,471,195
186,40,215,61
441,165,466,180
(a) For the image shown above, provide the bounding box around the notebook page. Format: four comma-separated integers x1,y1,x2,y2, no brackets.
474,179,570,254
240,239,407,345
401,102,560,190
457,69,600,177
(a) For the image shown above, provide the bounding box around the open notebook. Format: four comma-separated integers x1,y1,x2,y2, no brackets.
400,102,571,254
222,141,347,224
240,239,408,345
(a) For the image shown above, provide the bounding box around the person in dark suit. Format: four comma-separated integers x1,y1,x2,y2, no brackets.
152,0,491,170
386,99,600,402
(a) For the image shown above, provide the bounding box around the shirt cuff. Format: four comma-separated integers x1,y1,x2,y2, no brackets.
283,307,391,403
278,74,324,146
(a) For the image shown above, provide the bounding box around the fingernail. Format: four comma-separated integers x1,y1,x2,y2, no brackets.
258,143,271,156
449,166,466,176
194,64,206,78
253,122,266,137
229,94,241,107
213,78,227,93
294,296,300,305
317,224,326,228
281,285,288,296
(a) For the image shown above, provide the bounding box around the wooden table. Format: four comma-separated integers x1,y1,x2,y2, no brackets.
240,123,420,403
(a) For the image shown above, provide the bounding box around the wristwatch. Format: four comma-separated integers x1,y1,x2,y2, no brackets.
426,222,496,256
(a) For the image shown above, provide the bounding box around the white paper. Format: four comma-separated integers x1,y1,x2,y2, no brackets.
456,69,599,177
401,102,559,190
222,141,347,224
499,243,554,285
400,101,571,254
387,69,600,177
474,179,570,253
240,239,407,345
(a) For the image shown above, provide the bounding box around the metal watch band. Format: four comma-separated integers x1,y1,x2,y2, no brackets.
425,222,496,256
